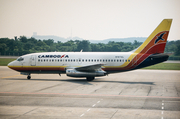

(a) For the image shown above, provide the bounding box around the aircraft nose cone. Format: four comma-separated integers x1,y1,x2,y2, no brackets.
7,61,15,68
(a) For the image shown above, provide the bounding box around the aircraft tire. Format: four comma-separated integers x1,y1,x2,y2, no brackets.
86,77,94,81
27,75,31,80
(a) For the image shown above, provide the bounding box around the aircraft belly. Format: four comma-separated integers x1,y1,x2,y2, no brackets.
11,65,66,74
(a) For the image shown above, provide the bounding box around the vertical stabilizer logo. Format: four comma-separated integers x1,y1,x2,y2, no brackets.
155,32,166,44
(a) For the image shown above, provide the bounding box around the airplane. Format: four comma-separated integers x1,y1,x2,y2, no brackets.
8,19,172,81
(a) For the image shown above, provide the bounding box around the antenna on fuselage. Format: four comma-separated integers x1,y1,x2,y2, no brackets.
80,49,83,52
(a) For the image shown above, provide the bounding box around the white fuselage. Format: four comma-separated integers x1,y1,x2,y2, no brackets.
35,52,132,67
8,51,136,74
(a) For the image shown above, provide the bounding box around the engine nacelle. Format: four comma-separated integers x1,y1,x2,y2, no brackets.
66,69,106,77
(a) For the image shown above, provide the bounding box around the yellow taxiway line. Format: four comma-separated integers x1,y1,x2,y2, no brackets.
2,75,23,79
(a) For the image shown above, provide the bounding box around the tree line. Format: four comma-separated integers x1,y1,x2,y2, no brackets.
0,36,179,56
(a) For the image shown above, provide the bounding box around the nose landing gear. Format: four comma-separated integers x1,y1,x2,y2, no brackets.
20,72,31,80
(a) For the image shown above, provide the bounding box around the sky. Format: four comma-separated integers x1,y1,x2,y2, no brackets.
0,0,180,41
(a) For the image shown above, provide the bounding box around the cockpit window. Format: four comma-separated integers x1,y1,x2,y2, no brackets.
17,57,24,61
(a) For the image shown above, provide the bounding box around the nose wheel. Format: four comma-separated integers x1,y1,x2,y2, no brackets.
27,75,31,80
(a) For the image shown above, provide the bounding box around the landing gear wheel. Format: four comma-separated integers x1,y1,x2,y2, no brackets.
27,75,31,80
86,77,95,81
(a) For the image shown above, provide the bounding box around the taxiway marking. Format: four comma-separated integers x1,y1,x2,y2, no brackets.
162,85,164,119
1,75,23,79
0,92,180,99
163,101,180,103
80,99,102,118
80,114,84,117
92,104,96,107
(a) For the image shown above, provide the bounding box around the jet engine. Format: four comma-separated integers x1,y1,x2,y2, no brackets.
66,69,106,78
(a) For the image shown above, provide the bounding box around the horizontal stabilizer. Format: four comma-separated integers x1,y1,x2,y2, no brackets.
149,53,173,58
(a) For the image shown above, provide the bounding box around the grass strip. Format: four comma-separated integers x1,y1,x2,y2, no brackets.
143,63,180,70
0,58,16,66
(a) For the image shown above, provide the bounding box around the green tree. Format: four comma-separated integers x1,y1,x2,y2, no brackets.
77,40,91,51
43,39,54,46
19,36,28,43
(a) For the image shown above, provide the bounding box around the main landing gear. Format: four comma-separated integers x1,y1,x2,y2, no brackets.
86,77,95,81
27,75,31,80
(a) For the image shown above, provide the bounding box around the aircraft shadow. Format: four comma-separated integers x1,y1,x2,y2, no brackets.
61,79,155,85
94,80,155,85
4,78,92,85
4,78,155,85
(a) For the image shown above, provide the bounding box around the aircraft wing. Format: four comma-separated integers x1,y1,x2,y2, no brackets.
75,64,104,72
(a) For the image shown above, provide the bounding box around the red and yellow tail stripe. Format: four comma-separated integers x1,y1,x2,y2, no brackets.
134,19,172,54
104,19,172,71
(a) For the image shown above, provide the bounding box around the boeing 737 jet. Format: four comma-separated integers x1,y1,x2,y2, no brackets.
8,19,172,81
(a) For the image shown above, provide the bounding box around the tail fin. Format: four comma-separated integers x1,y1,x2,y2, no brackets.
134,19,172,54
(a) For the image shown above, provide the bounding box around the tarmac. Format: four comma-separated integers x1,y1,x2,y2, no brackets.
0,66,180,119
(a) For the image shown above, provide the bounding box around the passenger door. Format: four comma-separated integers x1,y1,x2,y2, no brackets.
31,55,36,66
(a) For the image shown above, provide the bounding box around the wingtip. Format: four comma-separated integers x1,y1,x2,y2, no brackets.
163,19,173,22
